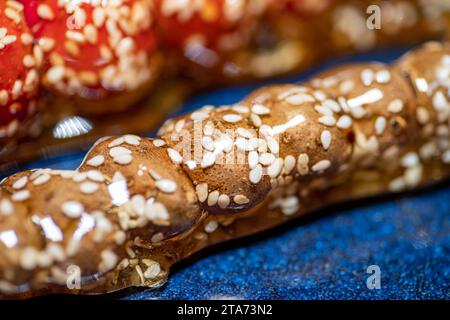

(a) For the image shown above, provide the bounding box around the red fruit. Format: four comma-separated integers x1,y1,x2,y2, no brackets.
20,0,158,103
154,0,264,55
0,0,39,142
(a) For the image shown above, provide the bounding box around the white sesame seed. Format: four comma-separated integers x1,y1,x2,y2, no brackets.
204,221,219,233
12,176,28,189
100,250,118,272
80,182,99,194
143,261,161,279
123,134,141,146
401,152,419,168
223,114,242,123
0,199,13,216
375,70,391,83
249,164,263,184
33,174,50,186
361,69,374,86
375,116,387,135
232,105,249,113
201,152,216,168
108,137,125,148
285,93,315,105
284,155,296,175
72,172,87,182
155,179,177,193
336,115,352,129
218,194,231,209
266,136,279,154
416,107,430,125
280,196,300,215
202,136,215,151
259,152,275,166
196,183,208,203
387,99,404,113
251,103,270,115
318,116,336,127
315,104,334,116
207,190,220,206
248,150,259,169
145,202,170,222
320,130,332,150
389,177,406,192
37,4,54,20
339,80,355,94
234,195,250,205
109,146,131,158
46,66,65,83
87,170,105,182
267,158,283,178
312,160,331,172
20,247,37,270
114,154,133,165
86,155,105,167
250,113,262,127
167,148,182,164
432,91,448,112
62,201,84,218
153,139,166,147
237,127,253,139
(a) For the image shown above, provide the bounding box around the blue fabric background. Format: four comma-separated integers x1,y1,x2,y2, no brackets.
5,47,450,300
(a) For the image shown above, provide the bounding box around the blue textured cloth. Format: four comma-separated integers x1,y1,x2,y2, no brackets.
5,47,450,300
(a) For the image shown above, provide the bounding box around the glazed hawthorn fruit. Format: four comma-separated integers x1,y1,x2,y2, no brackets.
154,0,266,74
0,0,39,151
20,0,160,115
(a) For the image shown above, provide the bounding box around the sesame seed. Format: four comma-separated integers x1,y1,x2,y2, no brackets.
237,127,253,139
284,155,296,174
114,154,133,165
201,152,216,168
320,130,332,150
153,139,166,147
280,196,300,215
33,174,50,186
285,93,315,105
207,190,219,206
38,37,55,52
234,195,250,205
100,250,118,272
155,179,177,193
267,158,283,178
37,4,54,20
323,99,341,112
389,177,406,192
80,182,99,194
387,99,404,113
223,114,242,123
266,136,279,154
143,261,161,279
196,183,208,203
259,152,275,166
248,151,259,169
318,116,336,127
0,199,13,216
361,69,374,86
401,152,419,168
375,116,387,135
336,115,352,129
202,136,215,151
87,170,105,182
108,137,125,148
20,247,37,270
174,119,185,133
72,172,87,182
375,70,391,83
167,148,183,164
252,103,270,115
204,221,219,233
12,176,28,189
62,201,84,218
218,194,231,208
0,90,8,106
250,113,262,127
109,146,131,158
249,164,263,184
232,105,249,113
339,80,355,94
432,91,447,111
416,107,430,125
86,155,105,167
312,160,331,172
46,66,65,83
